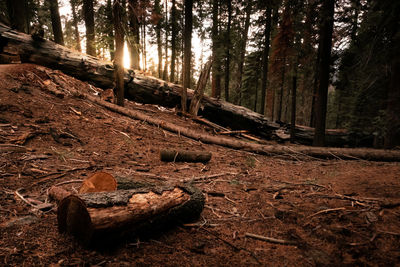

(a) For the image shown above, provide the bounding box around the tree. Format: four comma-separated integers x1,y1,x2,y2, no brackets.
260,3,273,116
211,0,222,98
6,0,28,33
70,0,82,52
313,0,335,147
233,0,252,105
113,0,125,106
182,0,193,112
162,0,169,81
48,0,64,45
223,0,232,102
128,0,140,69
169,0,177,82
83,0,96,56
154,0,163,77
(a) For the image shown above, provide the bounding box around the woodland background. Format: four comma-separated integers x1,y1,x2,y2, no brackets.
1,0,399,148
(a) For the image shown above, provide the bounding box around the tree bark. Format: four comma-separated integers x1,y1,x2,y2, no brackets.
83,0,96,56
170,0,177,82
260,5,272,116
113,0,125,106
189,58,212,116
70,0,82,52
48,0,64,45
155,0,163,78
224,0,232,102
234,1,251,105
290,74,297,143
211,0,221,98
160,149,211,163
182,0,193,112
313,0,335,147
162,0,169,81
128,0,140,69
50,184,204,245
6,0,28,33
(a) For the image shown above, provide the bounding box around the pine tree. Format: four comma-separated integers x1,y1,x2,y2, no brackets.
83,0,96,56
182,0,193,112
48,0,64,45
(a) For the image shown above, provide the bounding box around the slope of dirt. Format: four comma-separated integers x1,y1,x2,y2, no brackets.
1,63,400,266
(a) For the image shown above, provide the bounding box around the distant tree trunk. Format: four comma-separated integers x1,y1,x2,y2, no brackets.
48,0,64,45
182,0,192,112
162,0,169,81
6,0,28,33
277,59,286,122
260,5,272,115
234,1,251,105
105,0,114,59
224,0,232,102
128,0,140,69
142,19,147,70
310,40,320,127
313,0,335,147
384,51,400,148
211,0,221,98
290,71,297,143
253,76,259,112
70,0,82,52
113,0,125,106
83,0,96,56
155,0,163,78
170,0,177,82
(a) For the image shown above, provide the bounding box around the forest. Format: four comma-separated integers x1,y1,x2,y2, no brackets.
1,0,400,266
1,0,399,148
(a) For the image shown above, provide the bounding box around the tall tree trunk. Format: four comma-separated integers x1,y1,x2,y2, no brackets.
105,0,114,59
277,59,286,122
162,0,169,81
260,5,272,115
211,0,221,98
290,70,297,143
128,0,140,69
83,0,96,56
6,0,28,33
309,45,320,127
234,1,251,105
170,0,177,82
48,0,64,45
313,0,335,147
384,48,400,148
223,0,232,102
182,0,192,112
113,0,125,106
142,20,147,70
70,0,82,52
155,0,163,78
253,75,259,112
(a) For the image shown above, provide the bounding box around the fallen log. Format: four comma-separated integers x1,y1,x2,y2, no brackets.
160,149,212,163
38,80,400,161
49,184,204,245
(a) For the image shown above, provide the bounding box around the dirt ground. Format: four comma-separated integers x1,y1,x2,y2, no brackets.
1,64,399,266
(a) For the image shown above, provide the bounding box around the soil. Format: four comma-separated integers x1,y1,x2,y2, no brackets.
1,63,399,266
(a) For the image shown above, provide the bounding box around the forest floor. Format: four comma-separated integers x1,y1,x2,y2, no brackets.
0,63,400,266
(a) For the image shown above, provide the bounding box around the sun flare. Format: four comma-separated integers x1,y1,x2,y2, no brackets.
123,42,130,69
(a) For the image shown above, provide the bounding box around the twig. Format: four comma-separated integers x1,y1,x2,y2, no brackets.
186,172,237,183
14,188,38,208
245,232,298,246
307,207,346,218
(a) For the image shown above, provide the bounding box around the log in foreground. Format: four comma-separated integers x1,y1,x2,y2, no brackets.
0,23,350,146
54,184,204,245
160,149,212,163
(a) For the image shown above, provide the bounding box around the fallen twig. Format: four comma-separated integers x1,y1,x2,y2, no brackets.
245,232,298,246
307,207,346,218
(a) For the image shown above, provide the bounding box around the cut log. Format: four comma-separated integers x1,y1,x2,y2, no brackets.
50,184,204,245
160,149,212,163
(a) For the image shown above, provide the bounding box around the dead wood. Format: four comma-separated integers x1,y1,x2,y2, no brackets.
160,149,212,163
189,59,213,116
245,232,298,246
36,78,400,161
53,184,204,245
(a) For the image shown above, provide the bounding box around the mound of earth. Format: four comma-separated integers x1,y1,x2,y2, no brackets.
0,64,399,266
